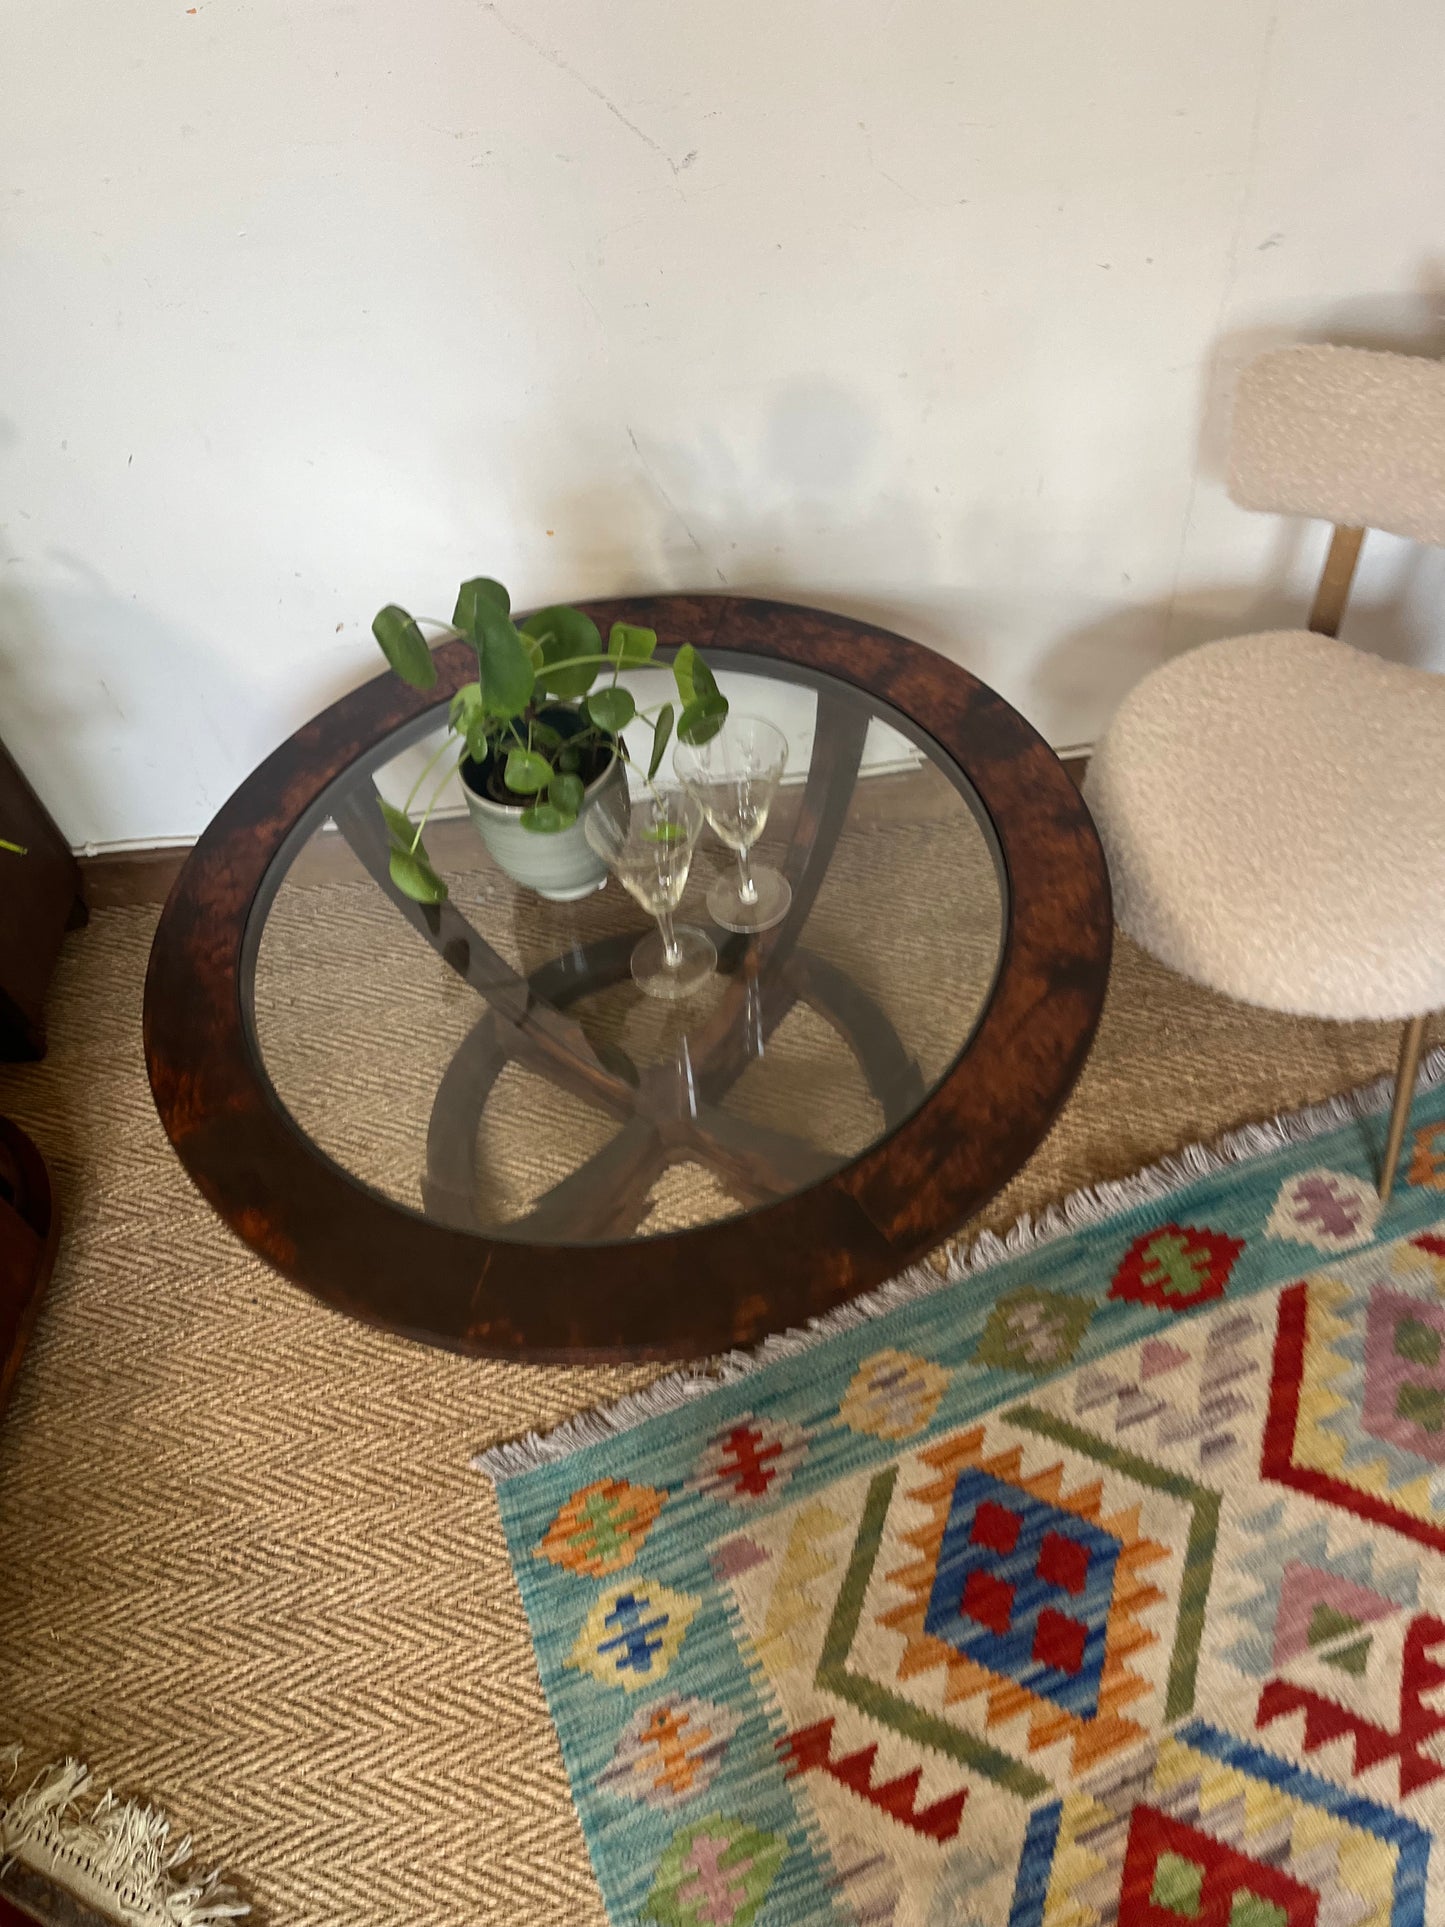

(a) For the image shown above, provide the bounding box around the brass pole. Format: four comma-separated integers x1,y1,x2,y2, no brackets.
1308,525,1366,638
1380,1013,1428,1203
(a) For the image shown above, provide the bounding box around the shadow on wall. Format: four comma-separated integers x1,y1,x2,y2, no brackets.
1037,557,1445,737
0,569,248,848
1035,272,1445,729
1195,275,1445,485
507,375,999,690
0,405,254,844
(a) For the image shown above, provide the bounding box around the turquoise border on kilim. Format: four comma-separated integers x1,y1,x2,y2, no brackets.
494,1077,1445,1927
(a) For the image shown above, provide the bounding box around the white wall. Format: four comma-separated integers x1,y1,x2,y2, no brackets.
3,0,1442,850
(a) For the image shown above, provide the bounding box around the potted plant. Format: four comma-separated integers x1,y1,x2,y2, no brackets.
371,578,728,904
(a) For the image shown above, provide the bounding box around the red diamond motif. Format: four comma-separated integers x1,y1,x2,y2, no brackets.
1120,1804,1320,1926
970,1500,1022,1555
1037,1530,1090,1595
1032,1607,1087,1675
960,1569,1014,1634
1110,1222,1245,1314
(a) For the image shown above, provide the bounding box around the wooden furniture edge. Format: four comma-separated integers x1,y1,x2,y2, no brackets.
143,596,1111,1360
0,744,85,1061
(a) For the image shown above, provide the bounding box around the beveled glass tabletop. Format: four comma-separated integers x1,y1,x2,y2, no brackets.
146,594,1110,1359
247,651,1006,1246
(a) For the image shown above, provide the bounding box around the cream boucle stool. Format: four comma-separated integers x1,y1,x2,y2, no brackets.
1085,345,1445,1198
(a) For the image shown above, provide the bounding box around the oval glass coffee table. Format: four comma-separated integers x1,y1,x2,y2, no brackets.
144,596,1111,1361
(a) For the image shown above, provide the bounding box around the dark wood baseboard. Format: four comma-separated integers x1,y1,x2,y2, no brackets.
75,752,1092,912
78,846,192,911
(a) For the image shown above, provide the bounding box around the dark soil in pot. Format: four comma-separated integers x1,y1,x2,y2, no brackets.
459,705,613,809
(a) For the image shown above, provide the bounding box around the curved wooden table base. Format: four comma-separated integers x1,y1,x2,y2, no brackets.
144,595,1112,1361
420,938,927,1240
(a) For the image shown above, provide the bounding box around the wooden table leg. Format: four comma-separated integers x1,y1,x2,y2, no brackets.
0,1117,59,1419
510,1119,669,1241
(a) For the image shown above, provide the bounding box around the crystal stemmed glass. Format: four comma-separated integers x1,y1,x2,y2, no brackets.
583,783,716,1000
673,715,792,934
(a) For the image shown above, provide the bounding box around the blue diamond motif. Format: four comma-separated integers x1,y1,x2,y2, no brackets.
597,1589,673,1678
923,1468,1121,1718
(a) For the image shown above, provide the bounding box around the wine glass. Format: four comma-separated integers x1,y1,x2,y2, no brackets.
673,715,792,934
583,784,716,1000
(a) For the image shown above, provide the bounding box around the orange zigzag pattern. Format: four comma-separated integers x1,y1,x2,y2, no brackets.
779,1717,968,1842
880,1428,1169,1772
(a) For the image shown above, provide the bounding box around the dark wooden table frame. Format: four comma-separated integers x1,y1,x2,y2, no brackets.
144,596,1111,1362
0,739,86,1062
330,684,922,1242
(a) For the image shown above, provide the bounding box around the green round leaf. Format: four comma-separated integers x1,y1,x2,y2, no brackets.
451,581,534,717
671,642,719,709
464,715,492,763
607,621,657,666
520,801,576,834
389,846,448,903
372,605,437,690
677,691,727,745
643,820,687,844
557,744,581,775
378,796,424,855
452,577,511,636
478,615,536,719
521,603,599,650
538,645,599,700
586,685,636,734
648,702,675,780
448,681,484,733
504,747,554,794
522,605,603,699
672,641,698,707
549,771,585,816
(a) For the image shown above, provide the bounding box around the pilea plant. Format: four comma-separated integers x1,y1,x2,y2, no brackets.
372,578,727,903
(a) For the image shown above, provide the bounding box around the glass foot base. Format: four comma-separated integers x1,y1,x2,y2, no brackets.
708,867,792,934
632,925,717,1001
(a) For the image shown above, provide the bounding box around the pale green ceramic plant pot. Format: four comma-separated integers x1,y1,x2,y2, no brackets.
459,749,624,902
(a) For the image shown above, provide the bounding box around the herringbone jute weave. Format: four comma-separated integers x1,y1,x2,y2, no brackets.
0,902,1436,1926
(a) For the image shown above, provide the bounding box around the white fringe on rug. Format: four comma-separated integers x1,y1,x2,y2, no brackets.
473,1045,1445,1482
0,1750,247,1925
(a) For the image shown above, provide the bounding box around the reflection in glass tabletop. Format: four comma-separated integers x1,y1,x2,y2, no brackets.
248,652,1006,1246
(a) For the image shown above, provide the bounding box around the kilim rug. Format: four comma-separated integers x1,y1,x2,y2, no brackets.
481,1060,1445,1927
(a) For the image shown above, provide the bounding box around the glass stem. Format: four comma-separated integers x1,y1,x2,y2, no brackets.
655,907,682,969
736,846,760,906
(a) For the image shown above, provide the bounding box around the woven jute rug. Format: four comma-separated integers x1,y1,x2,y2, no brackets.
483,1055,1445,1927
0,901,1440,1926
